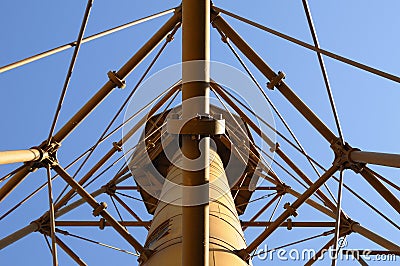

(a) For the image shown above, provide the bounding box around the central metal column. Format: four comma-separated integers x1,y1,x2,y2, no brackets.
181,0,210,266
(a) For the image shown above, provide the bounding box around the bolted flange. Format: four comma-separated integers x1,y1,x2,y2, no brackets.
167,113,225,136
92,202,107,217
267,71,285,90
284,202,298,217
107,71,126,89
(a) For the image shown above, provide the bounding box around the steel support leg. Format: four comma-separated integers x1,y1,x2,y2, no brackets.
52,164,146,258
211,13,337,143
351,223,400,251
244,164,340,257
52,10,181,144
54,82,181,211
359,168,400,214
0,223,39,250
0,149,42,165
0,167,33,203
211,82,340,211
0,169,133,251
350,150,400,168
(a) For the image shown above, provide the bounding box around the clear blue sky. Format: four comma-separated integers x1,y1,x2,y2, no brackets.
0,0,399,265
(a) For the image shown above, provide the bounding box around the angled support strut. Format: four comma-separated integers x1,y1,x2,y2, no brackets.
52,164,150,262
0,9,182,204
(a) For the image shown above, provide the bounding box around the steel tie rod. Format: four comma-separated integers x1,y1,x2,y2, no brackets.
0,9,182,203
0,7,177,73
213,6,400,84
